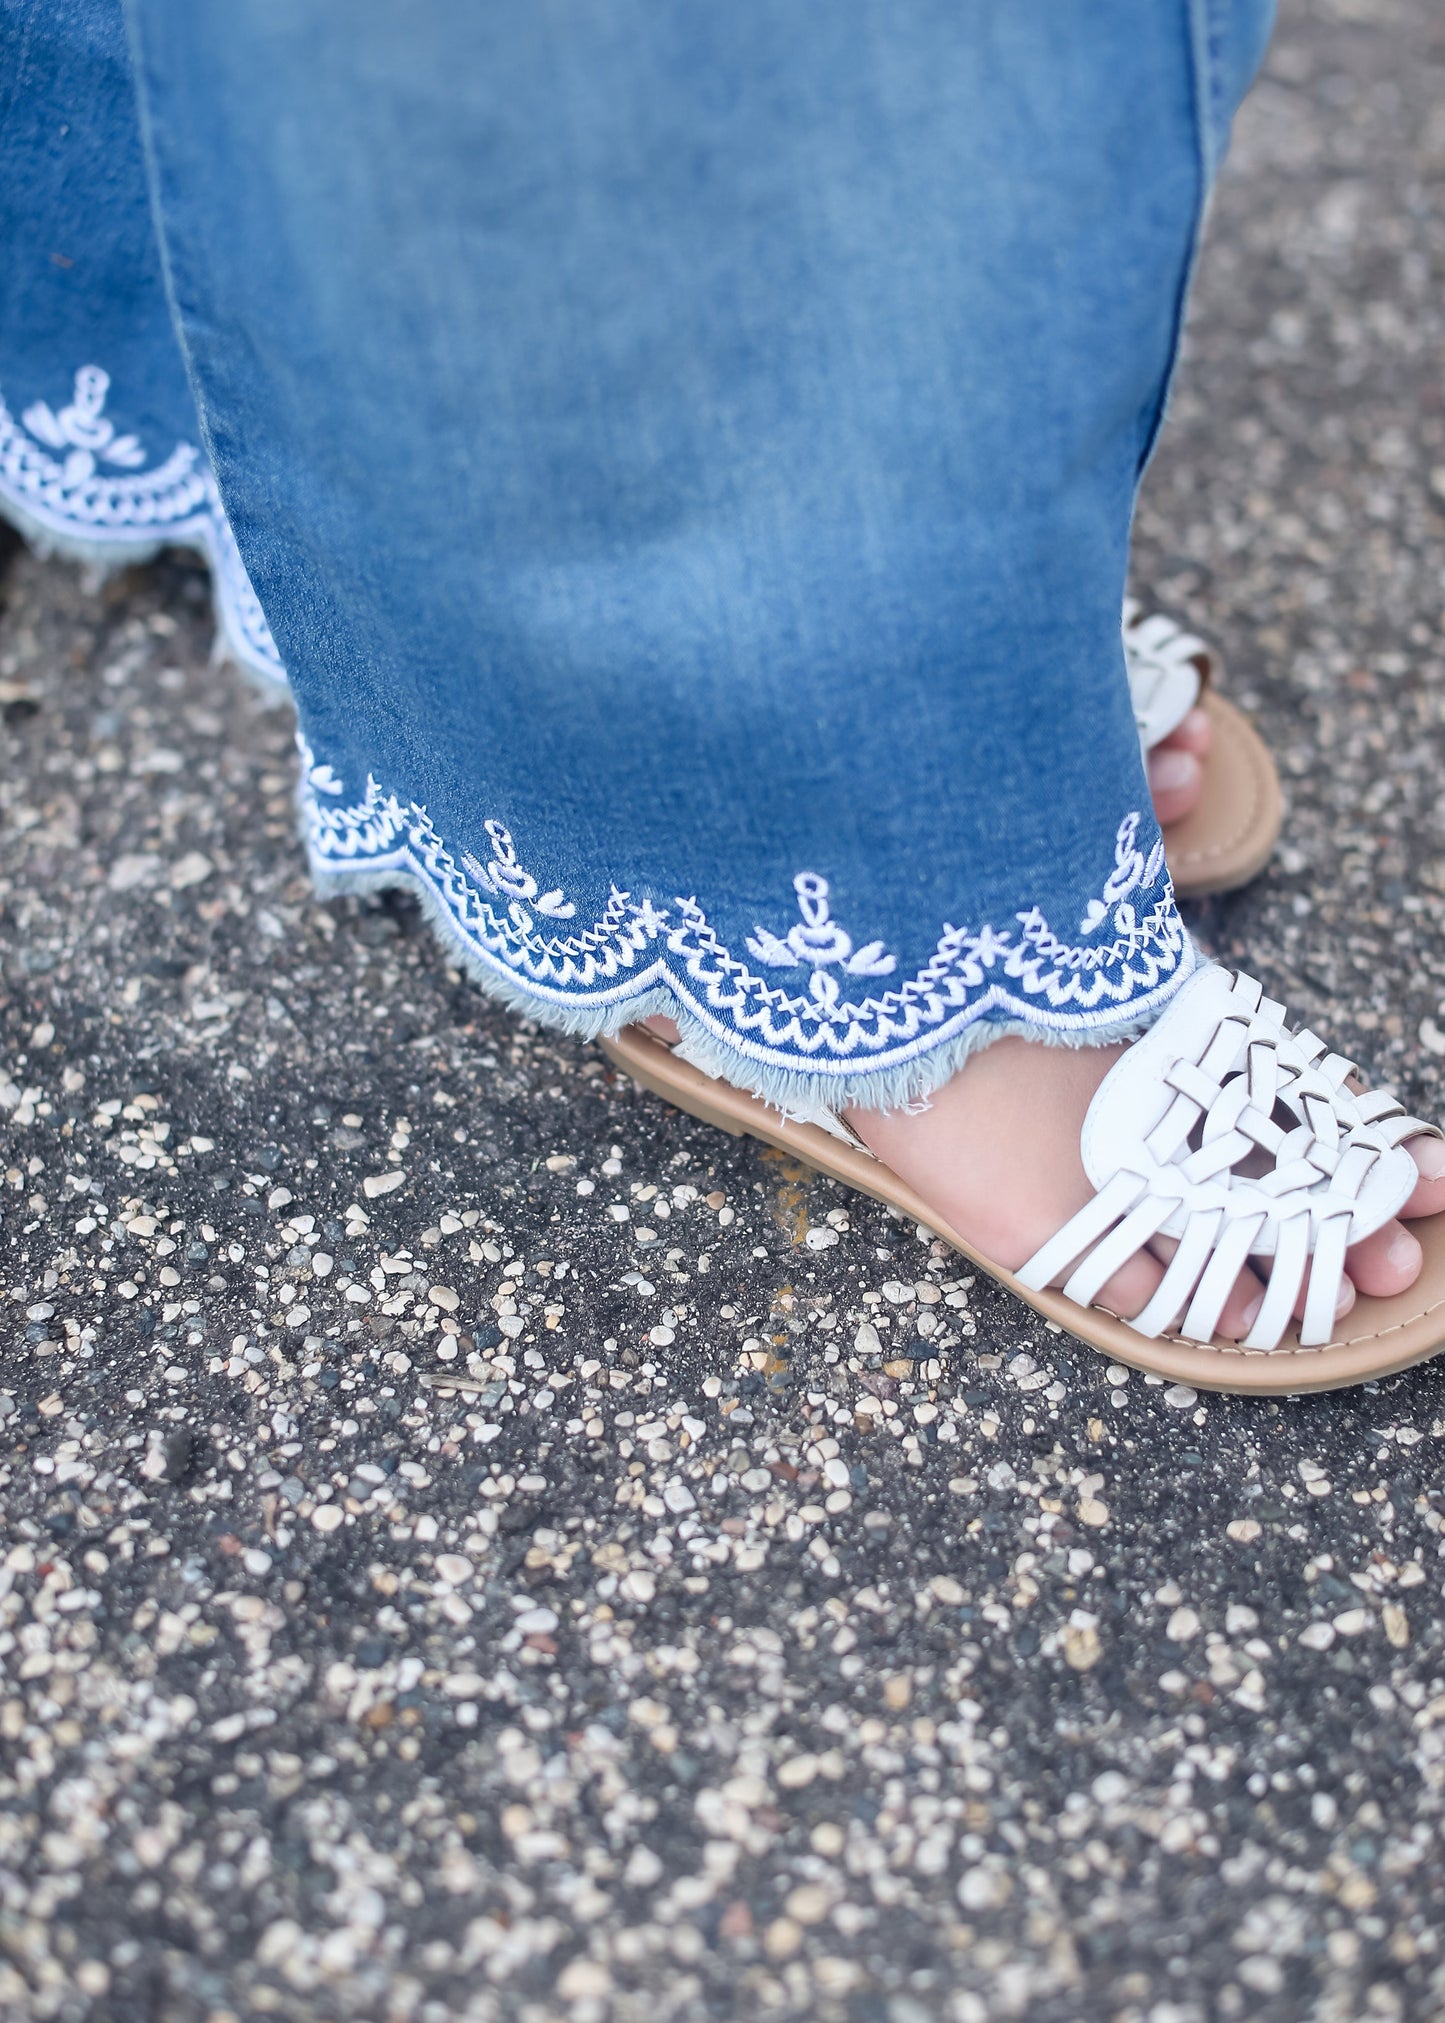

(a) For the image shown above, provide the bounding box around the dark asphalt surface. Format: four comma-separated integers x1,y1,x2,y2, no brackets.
3,3,1445,2018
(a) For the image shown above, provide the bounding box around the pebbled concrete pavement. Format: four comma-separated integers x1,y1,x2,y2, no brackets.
2,3,1445,2017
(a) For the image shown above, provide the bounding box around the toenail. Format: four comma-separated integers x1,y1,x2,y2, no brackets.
1240,1292,1263,1332
1389,1229,1420,1272
1149,749,1198,792
1335,1278,1352,1315
1411,1135,1445,1180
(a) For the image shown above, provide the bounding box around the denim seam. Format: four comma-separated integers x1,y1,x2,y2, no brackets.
1134,0,1218,479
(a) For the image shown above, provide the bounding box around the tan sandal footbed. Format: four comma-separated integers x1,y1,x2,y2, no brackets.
1165,690,1282,899
601,1024,1445,1397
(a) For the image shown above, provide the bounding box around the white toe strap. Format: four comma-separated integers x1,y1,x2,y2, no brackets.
1298,1211,1352,1349
1015,1172,1145,1295
1124,599,1210,753
1180,1211,1264,1343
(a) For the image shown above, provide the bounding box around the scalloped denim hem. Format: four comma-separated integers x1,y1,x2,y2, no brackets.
310,851,1196,1118
0,368,288,699
299,742,1198,1117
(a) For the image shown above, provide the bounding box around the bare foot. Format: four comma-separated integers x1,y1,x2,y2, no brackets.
640,1012,1445,1339
846,1035,1445,1339
1148,705,1210,828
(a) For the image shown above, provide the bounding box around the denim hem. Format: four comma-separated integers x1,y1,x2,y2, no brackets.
312,856,1194,1116
300,741,1197,1116
0,364,286,693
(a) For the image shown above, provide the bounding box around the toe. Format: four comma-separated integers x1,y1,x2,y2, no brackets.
1095,1247,1167,1324
1345,1219,1423,1299
1148,745,1203,827
1159,705,1212,759
1213,1261,1268,1342
1400,1132,1445,1221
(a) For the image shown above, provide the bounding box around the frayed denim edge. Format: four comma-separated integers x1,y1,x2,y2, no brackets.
311,851,1196,1119
0,493,289,705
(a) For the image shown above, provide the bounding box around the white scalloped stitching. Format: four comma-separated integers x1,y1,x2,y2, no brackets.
0,364,284,685
300,742,1190,1074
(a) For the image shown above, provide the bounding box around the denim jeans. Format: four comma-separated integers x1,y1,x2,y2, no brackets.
1,0,1273,1110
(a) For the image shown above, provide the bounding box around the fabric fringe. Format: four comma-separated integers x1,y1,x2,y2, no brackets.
309,851,1191,1118
0,493,290,705
2,500,1188,1115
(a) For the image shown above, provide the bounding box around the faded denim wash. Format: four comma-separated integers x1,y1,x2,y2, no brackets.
1,0,1274,1109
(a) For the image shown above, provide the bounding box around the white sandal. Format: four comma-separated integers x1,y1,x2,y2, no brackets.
1124,600,1282,897
602,964,1445,1395
1125,596,1212,752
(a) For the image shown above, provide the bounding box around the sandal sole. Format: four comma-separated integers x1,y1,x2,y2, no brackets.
1166,691,1282,898
601,1024,1445,1396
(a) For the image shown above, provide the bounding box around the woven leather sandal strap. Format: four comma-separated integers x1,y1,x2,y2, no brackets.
1018,966,1429,1352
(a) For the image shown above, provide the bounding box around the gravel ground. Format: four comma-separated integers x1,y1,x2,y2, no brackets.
4,4,1445,2019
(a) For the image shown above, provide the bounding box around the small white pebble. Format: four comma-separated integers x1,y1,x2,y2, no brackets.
1091,1770,1130,1806
514,1606,559,1634
169,850,213,889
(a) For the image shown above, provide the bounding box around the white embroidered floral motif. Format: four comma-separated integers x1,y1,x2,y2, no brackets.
22,366,146,478
0,362,285,688
1078,811,1163,935
747,871,897,986
462,820,576,922
299,740,1190,1076
1,362,207,530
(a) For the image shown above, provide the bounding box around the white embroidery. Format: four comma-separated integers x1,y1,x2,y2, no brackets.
3,364,208,531
0,364,285,687
462,820,576,922
747,872,896,981
299,742,1189,1074
1079,811,1163,934
22,365,147,475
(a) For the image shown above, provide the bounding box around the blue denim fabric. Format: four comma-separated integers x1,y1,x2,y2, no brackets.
3,0,1273,1109
0,0,283,681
